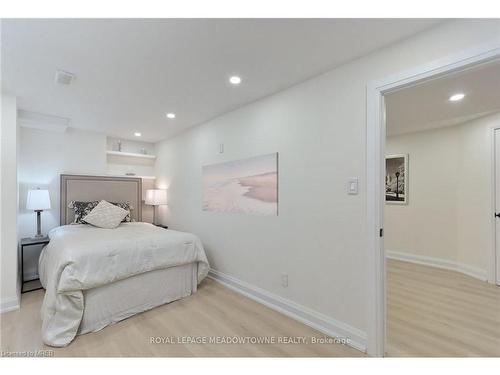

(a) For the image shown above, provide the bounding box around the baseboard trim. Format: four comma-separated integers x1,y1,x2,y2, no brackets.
0,296,20,313
208,268,367,353
386,250,488,281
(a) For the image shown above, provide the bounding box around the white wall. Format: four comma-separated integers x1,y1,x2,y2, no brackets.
385,112,500,280
154,19,500,349
456,114,498,274
17,127,107,278
1,93,19,312
385,126,460,262
18,127,107,239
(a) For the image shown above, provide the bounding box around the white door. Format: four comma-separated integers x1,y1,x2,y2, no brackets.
494,129,500,285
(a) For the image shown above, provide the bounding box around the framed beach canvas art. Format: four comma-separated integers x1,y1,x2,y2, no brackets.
202,153,278,215
385,154,408,205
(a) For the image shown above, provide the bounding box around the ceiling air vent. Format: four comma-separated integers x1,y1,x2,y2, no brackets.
55,70,75,85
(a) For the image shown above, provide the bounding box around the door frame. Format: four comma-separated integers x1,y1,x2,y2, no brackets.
491,126,500,286
366,41,500,357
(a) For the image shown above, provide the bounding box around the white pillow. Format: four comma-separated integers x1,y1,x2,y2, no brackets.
82,200,129,229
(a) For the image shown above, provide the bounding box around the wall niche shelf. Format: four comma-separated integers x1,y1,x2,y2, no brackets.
106,137,156,181
106,150,156,159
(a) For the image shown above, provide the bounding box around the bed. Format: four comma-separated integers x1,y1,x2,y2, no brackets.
38,174,209,347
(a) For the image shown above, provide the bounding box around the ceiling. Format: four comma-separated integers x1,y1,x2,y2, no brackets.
2,19,442,142
386,59,500,136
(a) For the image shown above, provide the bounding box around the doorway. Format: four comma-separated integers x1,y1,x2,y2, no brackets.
366,43,500,357
383,60,500,356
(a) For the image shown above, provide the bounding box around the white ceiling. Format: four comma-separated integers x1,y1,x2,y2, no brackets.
2,19,442,142
386,59,500,136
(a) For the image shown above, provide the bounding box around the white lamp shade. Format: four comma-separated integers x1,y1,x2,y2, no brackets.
145,189,167,206
26,189,51,210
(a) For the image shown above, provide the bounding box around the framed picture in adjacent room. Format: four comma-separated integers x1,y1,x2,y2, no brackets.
385,154,408,205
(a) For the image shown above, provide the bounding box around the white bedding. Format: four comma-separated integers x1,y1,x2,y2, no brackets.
39,222,209,347
79,263,197,335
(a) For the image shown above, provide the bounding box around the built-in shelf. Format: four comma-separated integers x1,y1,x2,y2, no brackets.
106,150,156,159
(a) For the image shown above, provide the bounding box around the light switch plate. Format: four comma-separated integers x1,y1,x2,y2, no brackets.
348,178,359,195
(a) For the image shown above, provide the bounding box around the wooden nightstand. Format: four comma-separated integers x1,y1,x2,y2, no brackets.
20,236,49,293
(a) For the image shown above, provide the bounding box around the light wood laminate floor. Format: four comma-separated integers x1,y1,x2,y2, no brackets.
2,261,498,357
0,278,364,357
386,259,500,357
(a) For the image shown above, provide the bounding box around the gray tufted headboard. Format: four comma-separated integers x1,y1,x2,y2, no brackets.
60,174,142,225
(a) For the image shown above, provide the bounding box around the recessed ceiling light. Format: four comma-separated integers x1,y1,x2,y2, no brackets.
449,93,465,102
134,132,142,137
166,113,176,119
229,76,242,85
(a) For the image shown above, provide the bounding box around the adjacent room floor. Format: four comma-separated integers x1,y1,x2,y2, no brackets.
0,278,364,357
386,259,500,357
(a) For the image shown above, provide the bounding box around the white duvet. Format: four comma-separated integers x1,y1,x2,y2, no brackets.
39,222,209,347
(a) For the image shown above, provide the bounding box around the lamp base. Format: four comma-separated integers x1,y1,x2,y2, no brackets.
32,210,44,240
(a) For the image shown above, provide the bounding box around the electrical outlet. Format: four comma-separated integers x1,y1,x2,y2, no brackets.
281,274,288,287
219,143,224,153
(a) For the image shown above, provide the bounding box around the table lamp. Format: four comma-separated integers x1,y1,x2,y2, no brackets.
145,189,167,225
26,188,51,239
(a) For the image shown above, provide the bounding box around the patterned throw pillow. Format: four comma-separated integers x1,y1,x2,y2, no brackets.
82,200,129,229
69,201,99,224
69,201,133,223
